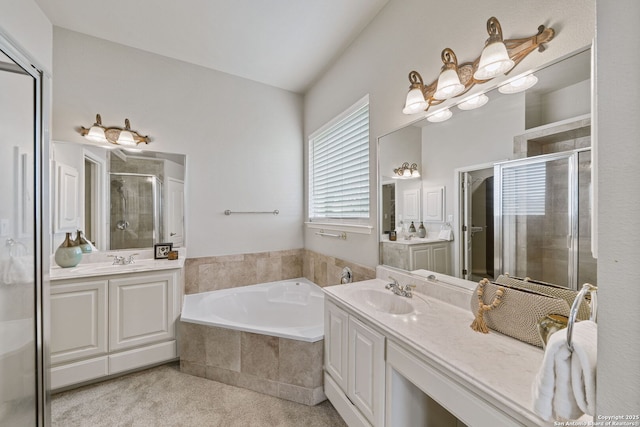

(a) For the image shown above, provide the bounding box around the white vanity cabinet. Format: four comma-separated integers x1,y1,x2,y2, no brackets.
50,269,181,390
410,242,450,274
381,240,450,274
324,300,385,427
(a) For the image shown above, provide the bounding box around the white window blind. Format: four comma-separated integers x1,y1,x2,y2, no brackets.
309,99,369,220
502,162,547,216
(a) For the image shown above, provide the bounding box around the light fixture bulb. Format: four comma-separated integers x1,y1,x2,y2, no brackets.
117,130,136,146
85,125,107,143
403,87,428,114
434,68,465,100
474,41,514,80
498,74,538,94
426,108,453,123
458,93,489,110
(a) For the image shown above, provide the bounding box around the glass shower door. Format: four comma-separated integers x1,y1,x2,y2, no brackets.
495,152,577,288
0,47,41,425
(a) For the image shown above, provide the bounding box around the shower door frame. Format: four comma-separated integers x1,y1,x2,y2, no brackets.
493,148,590,290
0,31,50,426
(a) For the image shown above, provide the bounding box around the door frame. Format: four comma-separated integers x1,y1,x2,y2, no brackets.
454,161,496,280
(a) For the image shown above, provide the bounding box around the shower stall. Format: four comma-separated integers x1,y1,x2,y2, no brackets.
494,149,596,290
109,173,163,250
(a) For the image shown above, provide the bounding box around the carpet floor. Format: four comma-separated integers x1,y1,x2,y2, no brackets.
51,363,347,427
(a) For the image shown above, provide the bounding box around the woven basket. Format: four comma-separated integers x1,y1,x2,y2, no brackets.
470,280,571,347
494,274,591,321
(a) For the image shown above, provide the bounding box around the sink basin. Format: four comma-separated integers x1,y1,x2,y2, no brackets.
360,289,415,315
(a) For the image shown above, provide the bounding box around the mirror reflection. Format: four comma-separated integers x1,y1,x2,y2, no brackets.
52,141,185,252
378,47,596,290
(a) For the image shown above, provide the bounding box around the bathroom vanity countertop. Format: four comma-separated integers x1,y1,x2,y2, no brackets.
324,279,547,426
50,257,185,281
380,237,446,245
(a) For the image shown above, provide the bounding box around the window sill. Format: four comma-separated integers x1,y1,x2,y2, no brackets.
305,221,373,235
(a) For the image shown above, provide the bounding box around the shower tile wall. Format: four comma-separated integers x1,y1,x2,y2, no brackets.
184,249,375,294
110,154,164,249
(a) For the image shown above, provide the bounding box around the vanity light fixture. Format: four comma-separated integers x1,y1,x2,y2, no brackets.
457,93,489,111
498,73,539,94
79,114,150,146
393,162,421,179
426,108,453,123
402,17,554,115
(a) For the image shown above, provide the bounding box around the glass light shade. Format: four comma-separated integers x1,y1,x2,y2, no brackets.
402,168,412,177
434,68,465,100
473,41,515,80
85,125,107,143
457,93,489,110
426,108,453,123
116,130,136,146
498,74,538,94
403,88,428,115
411,170,421,178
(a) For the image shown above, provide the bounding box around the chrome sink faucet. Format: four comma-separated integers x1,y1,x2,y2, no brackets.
385,277,416,298
109,254,137,265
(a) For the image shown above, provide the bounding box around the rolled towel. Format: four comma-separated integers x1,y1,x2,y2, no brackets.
570,320,597,415
532,327,581,421
532,321,598,421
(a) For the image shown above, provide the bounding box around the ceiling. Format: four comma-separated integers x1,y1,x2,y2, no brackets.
35,0,389,93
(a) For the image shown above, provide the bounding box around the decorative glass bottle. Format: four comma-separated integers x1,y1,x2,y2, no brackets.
418,222,426,238
54,232,83,268
74,229,92,253
409,221,416,233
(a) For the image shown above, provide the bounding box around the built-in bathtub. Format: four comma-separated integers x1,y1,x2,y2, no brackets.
179,278,326,405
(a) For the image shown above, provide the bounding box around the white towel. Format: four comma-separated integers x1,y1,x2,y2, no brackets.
570,320,597,415
532,321,597,421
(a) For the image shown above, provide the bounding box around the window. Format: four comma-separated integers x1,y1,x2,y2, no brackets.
309,96,369,221
502,162,547,216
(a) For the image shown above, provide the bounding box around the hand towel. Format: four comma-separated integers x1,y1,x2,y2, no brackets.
532,321,597,421
570,320,597,415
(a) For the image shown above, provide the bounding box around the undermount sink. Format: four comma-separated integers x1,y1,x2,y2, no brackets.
360,289,415,315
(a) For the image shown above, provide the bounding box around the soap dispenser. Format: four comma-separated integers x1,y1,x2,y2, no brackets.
409,221,416,233
418,222,426,238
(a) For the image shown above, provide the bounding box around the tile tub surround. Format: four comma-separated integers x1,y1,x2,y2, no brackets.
184,249,375,294
179,322,325,406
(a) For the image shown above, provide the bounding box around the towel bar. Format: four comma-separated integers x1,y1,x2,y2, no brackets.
224,209,279,215
315,230,347,240
567,283,597,352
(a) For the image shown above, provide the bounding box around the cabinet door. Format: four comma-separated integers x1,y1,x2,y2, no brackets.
410,245,432,270
50,279,108,365
109,272,176,351
325,301,349,391
348,316,385,427
431,243,451,275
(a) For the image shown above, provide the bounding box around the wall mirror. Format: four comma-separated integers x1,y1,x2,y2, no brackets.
52,141,186,252
378,46,596,290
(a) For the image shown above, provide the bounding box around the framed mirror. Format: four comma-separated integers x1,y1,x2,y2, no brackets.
52,141,186,252
378,46,594,289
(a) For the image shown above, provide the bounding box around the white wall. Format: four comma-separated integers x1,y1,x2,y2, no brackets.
595,0,640,415
0,0,52,73
304,0,595,268
51,28,304,258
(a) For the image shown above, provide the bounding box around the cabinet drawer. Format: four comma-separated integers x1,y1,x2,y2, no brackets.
109,340,176,374
50,356,108,390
